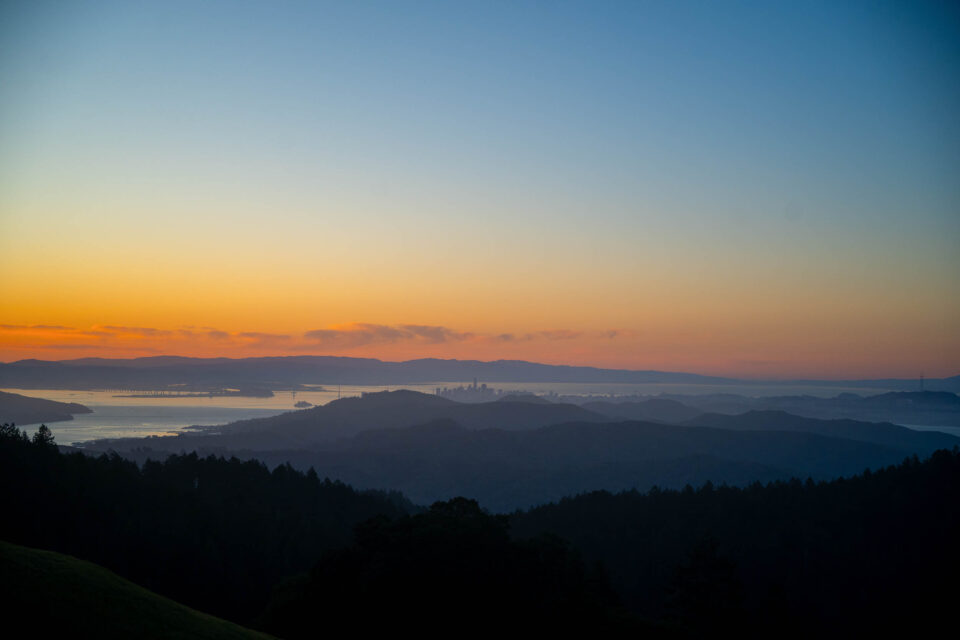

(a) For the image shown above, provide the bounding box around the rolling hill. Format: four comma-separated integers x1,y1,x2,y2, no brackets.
0,539,273,639
0,389,91,425
687,409,959,453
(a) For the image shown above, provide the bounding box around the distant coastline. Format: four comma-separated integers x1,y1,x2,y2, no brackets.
0,390,92,425
113,388,280,399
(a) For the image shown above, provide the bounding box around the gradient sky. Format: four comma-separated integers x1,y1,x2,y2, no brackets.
1,1,958,378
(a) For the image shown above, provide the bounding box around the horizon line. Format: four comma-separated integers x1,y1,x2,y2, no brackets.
1,353,954,384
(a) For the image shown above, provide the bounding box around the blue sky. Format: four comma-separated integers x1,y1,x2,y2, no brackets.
1,1,957,376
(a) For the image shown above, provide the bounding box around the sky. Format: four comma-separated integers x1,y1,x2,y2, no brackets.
1,0,957,378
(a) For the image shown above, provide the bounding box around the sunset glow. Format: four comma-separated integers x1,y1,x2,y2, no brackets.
1,1,957,378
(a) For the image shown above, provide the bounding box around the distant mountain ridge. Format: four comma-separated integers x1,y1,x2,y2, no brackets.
688,410,959,451
0,355,730,388
666,390,960,427
2,355,956,390
583,398,704,423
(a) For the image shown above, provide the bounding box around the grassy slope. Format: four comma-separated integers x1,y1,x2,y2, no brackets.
0,539,275,640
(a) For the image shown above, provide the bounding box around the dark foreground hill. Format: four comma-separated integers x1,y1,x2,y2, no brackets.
6,421,959,636
512,448,960,635
0,389,91,424
0,423,410,625
258,497,649,637
0,540,274,640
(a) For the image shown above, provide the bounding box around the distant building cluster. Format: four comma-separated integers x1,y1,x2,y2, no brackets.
436,379,506,403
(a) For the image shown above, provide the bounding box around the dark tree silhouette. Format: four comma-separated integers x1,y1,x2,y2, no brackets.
257,497,643,637
0,427,410,623
3,423,958,635
666,537,744,633
31,424,55,448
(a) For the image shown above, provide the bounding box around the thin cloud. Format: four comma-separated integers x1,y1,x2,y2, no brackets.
602,329,640,339
304,323,588,349
400,324,474,343
237,332,291,340
11,343,160,352
236,332,293,348
2,321,603,357
305,323,468,348
539,330,582,340
0,324,75,332
97,325,174,337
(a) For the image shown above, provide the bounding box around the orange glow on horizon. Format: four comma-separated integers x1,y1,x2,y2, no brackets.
0,320,956,380
1,1,957,384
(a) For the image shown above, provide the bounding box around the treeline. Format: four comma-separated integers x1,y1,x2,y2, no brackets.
0,424,410,624
512,448,960,635
4,423,960,635
259,497,643,636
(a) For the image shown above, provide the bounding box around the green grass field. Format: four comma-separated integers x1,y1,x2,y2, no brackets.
0,539,276,639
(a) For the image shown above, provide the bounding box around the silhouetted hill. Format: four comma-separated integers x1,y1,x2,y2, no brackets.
688,410,959,454
142,390,610,450
0,355,733,390
120,416,922,512
668,390,960,427
0,540,274,639
257,498,646,637
786,374,960,393
583,398,703,423
0,424,410,624
8,419,956,636
79,391,956,511
512,449,960,635
4,356,956,392
0,389,91,424
864,390,960,407
497,392,552,403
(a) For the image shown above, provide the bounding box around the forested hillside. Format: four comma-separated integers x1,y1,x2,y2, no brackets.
0,423,410,624
4,423,958,635
513,448,960,634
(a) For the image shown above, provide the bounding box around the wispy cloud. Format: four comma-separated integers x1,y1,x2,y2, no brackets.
96,325,174,337
1,321,620,359
235,332,293,348
11,343,161,352
539,329,582,340
602,329,640,339
237,331,291,340
304,323,474,348
0,324,76,332
302,323,611,349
